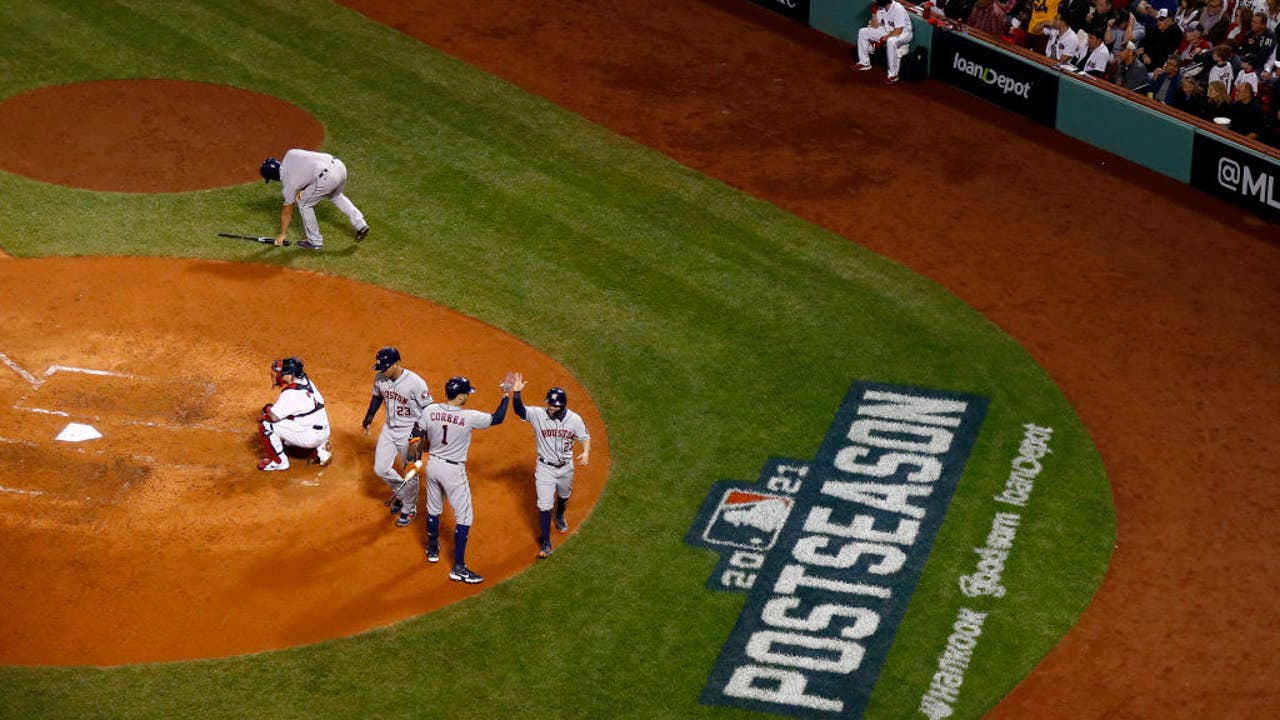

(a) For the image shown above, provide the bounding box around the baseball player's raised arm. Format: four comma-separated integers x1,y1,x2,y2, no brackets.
512,390,527,420
489,394,511,425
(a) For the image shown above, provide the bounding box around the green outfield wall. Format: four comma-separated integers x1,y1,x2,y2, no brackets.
789,0,1278,222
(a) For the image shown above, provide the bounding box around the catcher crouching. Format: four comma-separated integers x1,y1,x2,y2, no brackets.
257,357,332,471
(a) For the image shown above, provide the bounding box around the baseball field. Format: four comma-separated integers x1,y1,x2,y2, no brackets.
1,1,1275,719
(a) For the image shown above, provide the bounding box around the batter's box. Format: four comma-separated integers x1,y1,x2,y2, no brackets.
15,370,215,427
0,441,150,509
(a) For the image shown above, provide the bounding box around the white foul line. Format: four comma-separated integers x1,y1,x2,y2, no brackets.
0,352,41,388
0,485,46,497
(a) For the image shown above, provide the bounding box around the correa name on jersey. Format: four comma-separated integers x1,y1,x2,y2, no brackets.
685,380,988,719
430,411,465,426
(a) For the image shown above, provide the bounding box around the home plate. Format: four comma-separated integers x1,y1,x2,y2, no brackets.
55,423,103,442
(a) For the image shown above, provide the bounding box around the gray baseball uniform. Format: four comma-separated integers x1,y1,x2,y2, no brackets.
372,369,432,513
522,405,590,511
279,148,368,247
420,402,497,525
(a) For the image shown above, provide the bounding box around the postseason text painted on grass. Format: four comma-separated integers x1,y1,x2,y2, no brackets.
686,381,988,719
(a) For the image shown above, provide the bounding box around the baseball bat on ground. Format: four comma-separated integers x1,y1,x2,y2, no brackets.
217,232,289,247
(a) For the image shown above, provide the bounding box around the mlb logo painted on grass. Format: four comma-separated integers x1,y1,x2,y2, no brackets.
702,489,794,551
686,381,988,718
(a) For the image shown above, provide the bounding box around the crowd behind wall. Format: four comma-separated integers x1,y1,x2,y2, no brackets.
919,0,1280,143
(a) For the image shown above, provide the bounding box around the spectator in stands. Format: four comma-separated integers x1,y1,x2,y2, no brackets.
1086,0,1127,36
1201,78,1233,118
1115,40,1156,86
1202,0,1233,43
1135,0,1181,33
1171,75,1208,112
1208,43,1238,91
1077,27,1115,74
1150,56,1187,100
1229,80,1267,135
1062,0,1096,30
1265,0,1280,31
1107,9,1148,55
1041,11,1084,61
967,0,1013,36
1174,0,1203,31
1225,4,1256,46
1238,11,1278,65
1177,21,1214,74
1237,54,1262,91
1142,9,1187,67
852,0,915,85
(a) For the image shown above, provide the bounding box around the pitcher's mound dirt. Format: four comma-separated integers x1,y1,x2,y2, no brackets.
0,79,324,193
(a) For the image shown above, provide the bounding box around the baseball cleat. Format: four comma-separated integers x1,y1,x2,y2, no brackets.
257,458,289,471
425,544,440,563
449,565,484,584
313,441,332,466
538,540,553,559
395,510,417,527
554,514,569,533
852,62,873,71
883,75,900,85
297,240,323,250
355,225,370,241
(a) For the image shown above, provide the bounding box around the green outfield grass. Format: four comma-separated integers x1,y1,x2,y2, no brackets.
0,2,1113,718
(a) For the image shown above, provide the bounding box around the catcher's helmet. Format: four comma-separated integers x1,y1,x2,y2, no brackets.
445,376,475,399
545,387,568,408
260,157,281,183
271,357,305,385
373,346,401,372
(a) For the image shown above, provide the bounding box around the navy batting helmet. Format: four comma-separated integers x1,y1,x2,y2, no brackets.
545,387,567,408
445,376,475,399
260,157,281,183
373,346,401,371
271,357,305,385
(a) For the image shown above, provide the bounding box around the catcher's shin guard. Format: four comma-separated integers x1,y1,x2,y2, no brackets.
258,419,285,463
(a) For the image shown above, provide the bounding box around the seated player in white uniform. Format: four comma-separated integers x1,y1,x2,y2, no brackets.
852,0,915,83
257,357,331,471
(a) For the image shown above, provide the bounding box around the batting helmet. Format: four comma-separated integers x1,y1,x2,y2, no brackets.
545,387,568,408
373,346,401,372
445,376,475,399
260,157,281,183
271,357,305,386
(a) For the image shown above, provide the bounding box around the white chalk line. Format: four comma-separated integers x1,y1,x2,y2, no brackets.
0,356,144,389
46,365,141,380
0,484,46,497
0,352,41,387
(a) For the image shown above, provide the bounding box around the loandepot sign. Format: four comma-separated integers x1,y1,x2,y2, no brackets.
686,380,988,718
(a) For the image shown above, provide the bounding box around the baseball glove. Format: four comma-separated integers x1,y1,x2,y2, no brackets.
407,424,426,462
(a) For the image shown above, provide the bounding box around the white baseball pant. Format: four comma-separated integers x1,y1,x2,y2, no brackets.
857,28,912,78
